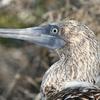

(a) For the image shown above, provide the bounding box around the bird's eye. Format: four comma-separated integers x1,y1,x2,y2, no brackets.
50,27,59,35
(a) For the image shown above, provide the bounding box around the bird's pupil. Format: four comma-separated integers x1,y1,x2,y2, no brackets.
54,29,57,32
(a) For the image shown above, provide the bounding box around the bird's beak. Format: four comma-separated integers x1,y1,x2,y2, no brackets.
0,26,65,49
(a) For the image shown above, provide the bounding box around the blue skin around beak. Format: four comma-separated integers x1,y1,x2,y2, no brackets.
0,24,66,49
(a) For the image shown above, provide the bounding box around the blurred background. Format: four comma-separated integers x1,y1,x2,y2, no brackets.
0,0,99,100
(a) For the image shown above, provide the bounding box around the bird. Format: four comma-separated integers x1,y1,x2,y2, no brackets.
0,20,99,100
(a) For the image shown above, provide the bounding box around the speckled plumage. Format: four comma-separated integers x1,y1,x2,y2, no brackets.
40,20,100,99
49,85,100,100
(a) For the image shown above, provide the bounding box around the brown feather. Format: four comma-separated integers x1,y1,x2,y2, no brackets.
49,86,100,100
40,20,100,100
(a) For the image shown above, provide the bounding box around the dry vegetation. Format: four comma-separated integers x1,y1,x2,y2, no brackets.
0,0,99,100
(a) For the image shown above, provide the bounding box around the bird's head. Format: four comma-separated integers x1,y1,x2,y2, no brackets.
0,20,96,49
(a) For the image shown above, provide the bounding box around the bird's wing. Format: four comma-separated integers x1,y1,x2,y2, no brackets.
49,86,100,100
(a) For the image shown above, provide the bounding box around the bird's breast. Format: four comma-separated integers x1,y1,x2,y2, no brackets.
40,60,68,99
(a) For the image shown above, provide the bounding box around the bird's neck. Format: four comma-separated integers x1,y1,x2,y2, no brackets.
57,40,99,84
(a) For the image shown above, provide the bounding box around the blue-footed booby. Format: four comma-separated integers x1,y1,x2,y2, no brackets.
0,20,99,100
